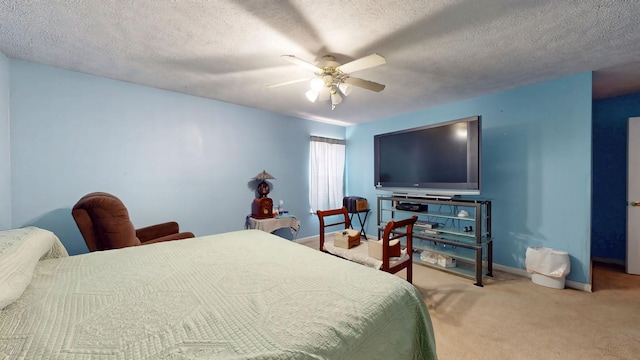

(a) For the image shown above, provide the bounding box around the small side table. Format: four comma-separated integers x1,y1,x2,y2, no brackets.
348,209,369,239
245,214,301,239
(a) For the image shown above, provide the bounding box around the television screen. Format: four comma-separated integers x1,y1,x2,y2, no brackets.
374,116,481,196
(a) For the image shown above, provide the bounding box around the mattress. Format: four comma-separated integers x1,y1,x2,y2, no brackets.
0,228,436,359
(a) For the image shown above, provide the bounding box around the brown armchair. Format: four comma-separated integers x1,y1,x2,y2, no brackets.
72,192,195,252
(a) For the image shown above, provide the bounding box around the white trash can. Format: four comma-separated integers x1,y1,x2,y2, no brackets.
525,247,570,289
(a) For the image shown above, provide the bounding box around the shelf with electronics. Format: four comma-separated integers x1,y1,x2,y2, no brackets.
377,194,492,286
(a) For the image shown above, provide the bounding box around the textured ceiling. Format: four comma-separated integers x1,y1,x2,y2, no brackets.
1,1,639,126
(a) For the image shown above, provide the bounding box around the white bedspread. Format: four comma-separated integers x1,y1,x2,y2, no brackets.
0,229,436,359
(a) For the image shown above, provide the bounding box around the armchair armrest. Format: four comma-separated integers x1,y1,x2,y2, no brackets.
141,231,195,245
136,221,180,242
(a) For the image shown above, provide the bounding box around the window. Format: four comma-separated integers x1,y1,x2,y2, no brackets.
309,136,345,213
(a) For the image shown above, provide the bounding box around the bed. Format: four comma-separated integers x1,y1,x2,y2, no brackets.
0,227,436,359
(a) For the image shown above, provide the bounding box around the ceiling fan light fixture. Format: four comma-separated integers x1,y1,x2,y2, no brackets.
338,82,352,96
322,75,334,86
331,90,342,106
310,78,324,91
318,87,331,102
305,89,319,102
275,53,387,111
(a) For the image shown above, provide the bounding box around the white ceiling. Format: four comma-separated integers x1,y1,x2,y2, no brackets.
1,1,639,126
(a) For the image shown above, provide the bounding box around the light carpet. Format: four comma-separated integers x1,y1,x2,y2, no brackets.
298,239,640,359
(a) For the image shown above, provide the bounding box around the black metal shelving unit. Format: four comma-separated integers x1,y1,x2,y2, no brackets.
377,194,492,286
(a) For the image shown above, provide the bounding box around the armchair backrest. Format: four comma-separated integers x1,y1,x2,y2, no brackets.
72,192,140,251
316,207,350,252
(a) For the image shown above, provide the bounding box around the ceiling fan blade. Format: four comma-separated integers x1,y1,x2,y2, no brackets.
337,54,386,74
344,77,386,92
281,55,322,73
267,78,310,88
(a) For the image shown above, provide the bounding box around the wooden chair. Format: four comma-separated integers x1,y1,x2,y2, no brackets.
379,216,418,283
316,207,417,283
316,207,350,254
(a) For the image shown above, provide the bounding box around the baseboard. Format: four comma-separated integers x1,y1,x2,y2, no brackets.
566,279,592,292
493,263,530,278
493,263,592,292
294,235,318,246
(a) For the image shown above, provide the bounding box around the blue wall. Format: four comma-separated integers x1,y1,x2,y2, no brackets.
8,60,344,255
592,93,640,262
346,73,593,284
4,57,595,284
0,52,10,229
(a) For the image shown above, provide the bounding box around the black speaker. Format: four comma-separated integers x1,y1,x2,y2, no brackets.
343,196,368,212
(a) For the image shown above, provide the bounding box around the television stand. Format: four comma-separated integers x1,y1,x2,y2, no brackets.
377,194,492,286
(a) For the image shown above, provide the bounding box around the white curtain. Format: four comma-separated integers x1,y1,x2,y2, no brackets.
309,137,345,213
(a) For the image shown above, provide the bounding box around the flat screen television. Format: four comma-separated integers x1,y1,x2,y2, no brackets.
374,115,481,197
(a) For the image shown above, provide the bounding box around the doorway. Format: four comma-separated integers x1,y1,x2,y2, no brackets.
591,96,640,290
627,116,640,275
592,261,640,291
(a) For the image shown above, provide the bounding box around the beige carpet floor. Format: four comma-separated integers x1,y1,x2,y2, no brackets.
412,262,640,360
299,239,640,359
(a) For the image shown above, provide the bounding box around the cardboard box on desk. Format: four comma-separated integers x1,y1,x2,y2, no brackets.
343,196,368,212
334,229,361,249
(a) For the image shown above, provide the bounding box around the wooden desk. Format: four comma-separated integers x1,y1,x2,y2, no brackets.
246,215,300,239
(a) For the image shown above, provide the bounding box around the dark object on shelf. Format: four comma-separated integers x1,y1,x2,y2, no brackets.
72,192,195,252
418,221,438,229
396,203,428,212
252,170,276,219
343,196,368,212
252,197,274,219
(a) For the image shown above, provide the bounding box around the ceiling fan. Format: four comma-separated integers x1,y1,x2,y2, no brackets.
269,53,387,110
